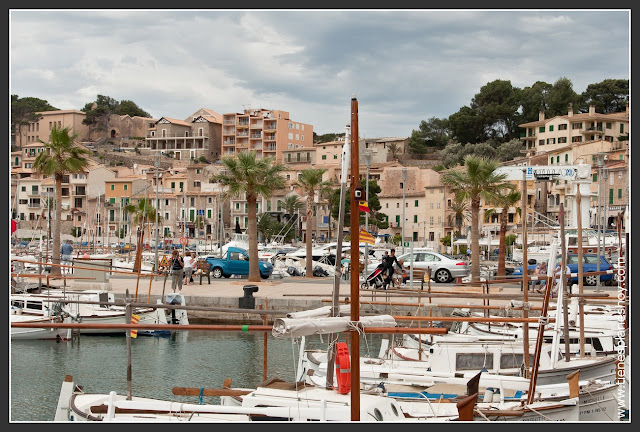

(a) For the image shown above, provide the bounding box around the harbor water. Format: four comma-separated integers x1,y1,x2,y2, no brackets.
10,330,385,421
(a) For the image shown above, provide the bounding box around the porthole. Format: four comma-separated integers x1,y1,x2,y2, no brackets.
391,403,399,417
373,408,383,421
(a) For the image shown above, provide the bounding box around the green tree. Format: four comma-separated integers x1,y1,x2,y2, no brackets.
580,78,629,114
293,168,333,278
211,151,286,281
519,81,553,123
448,106,487,144
547,77,581,117
11,95,57,148
116,99,151,118
484,189,521,277
440,155,512,281
440,141,473,168
387,142,401,159
330,178,387,231
471,79,523,142
407,129,428,156
33,125,91,275
496,139,525,161
124,197,162,273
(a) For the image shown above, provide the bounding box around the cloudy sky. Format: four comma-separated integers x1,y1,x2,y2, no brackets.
10,9,630,138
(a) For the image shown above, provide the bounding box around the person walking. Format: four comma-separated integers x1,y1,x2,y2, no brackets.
183,251,194,286
382,248,400,288
170,249,185,293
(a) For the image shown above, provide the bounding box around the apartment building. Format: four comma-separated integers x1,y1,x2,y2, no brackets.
221,108,313,161
519,103,629,154
103,176,150,237
146,108,223,162
13,109,92,150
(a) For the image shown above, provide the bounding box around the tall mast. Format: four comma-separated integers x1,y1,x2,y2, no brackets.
349,95,360,421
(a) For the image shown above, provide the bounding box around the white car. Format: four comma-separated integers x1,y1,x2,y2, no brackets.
397,249,470,283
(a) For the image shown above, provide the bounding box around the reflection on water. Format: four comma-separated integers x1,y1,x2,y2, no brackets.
10,331,384,421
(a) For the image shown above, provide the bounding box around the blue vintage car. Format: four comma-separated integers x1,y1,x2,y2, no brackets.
511,253,613,286
205,246,274,279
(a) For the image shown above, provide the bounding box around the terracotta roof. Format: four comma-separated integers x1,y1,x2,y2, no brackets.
159,117,192,127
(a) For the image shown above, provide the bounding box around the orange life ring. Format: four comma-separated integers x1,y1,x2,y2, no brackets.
334,342,351,394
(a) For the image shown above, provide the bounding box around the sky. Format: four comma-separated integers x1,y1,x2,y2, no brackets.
9,9,630,139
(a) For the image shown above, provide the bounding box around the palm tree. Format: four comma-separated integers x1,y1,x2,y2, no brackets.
440,155,512,281
387,142,400,160
293,168,333,278
280,194,304,238
124,197,162,273
33,125,91,276
280,194,305,241
448,197,470,253
211,151,286,282
484,189,521,277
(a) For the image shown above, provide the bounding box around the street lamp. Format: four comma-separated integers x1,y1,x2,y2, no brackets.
363,150,373,275
595,152,605,285
154,152,160,274
401,167,407,254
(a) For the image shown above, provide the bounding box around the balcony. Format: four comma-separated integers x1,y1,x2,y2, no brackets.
237,132,249,137
223,140,236,146
580,126,603,135
250,122,263,128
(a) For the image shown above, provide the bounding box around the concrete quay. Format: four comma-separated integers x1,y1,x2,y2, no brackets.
46,272,618,325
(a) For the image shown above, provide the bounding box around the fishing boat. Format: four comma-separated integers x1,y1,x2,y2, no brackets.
10,306,71,341
10,290,188,336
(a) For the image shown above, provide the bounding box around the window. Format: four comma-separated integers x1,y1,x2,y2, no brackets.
546,138,555,144
500,354,533,369
558,123,567,130
456,353,493,371
190,197,195,206
414,200,419,207
333,154,338,159
322,155,326,160
430,203,434,209
110,184,115,191
539,126,545,133
593,173,597,182
558,137,567,144
548,125,554,132
179,182,184,190
110,198,116,204
288,132,293,139
609,189,614,204
620,124,624,134
572,122,582,130
556,156,560,163
295,134,299,140
618,189,622,199
539,140,544,146
396,203,399,208
395,215,400,223
565,154,569,162
165,212,169,220
413,215,418,223
287,154,292,162
429,216,434,225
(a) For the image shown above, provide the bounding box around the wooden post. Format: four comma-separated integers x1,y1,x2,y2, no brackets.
576,185,584,357
560,203,570,361
521,170,530,377
349,95,360,421
125,290,132,400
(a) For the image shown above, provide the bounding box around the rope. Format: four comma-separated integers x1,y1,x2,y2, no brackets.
198,387,204,405
584,388,614,421
474,408,492,421
523,404,553,420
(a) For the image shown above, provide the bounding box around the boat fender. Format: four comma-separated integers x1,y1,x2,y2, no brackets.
483,387,494,402
335,342,351,395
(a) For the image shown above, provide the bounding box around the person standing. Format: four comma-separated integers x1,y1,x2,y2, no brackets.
170,249,185,293
533,260,547,293
60,240,73,274
183,251,194,286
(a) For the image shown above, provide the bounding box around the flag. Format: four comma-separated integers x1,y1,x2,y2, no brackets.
360,229,375,245
130,314,140,338
358,200,370,213
11,219,17,235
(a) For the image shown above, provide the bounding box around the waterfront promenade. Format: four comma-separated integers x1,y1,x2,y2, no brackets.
41,271,619,324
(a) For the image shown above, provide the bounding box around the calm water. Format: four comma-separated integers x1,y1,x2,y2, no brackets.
10,330,384,422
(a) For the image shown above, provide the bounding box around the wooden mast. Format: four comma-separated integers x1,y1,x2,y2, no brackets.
349,95,361,421
576,184,585,357
521,169,530,376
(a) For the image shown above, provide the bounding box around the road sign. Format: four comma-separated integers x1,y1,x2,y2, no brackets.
404,241,410,247
180,237,188,246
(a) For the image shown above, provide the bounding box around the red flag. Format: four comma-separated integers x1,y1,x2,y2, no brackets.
358,201,370,213
11,219,17,235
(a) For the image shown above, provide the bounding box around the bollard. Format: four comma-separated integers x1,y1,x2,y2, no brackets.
238,285,259,309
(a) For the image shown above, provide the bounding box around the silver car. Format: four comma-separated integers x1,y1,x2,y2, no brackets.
397,250,470,283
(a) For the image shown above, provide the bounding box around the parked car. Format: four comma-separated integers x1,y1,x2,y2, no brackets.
396,249,470,283
205,246,274,279
511,254,613,286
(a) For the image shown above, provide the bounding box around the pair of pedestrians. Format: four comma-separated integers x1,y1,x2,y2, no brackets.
169,250,195,292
